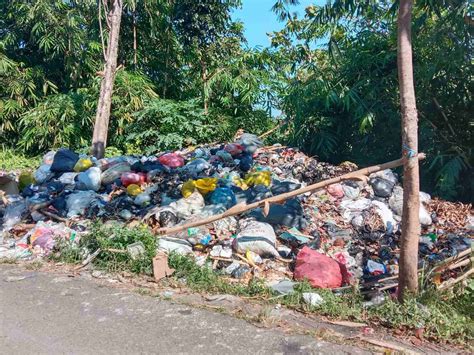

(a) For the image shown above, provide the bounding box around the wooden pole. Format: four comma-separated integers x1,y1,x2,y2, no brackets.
156,154,425,236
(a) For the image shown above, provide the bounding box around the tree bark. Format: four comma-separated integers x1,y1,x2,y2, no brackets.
133,2,137,67
91,0,123,159
200,57,209,114
397,0,420,301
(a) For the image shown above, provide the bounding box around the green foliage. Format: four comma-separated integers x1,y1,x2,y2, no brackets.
168,252,271,297
18,91,94,152
77,223,157,275
0,148,39,171
369,289,474,342
280,281,363,319
0,0,471,202
127,98,220,154
271,0,473,201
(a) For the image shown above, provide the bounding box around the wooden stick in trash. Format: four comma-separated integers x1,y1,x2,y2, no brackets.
156,154,426,236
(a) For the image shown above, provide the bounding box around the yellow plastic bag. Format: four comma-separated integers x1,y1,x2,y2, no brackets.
194,177,218,195
74,158,93,172
181,180,196,198
232,177,248,190
18,171,35,190
244,171,271,187
127,184,142,196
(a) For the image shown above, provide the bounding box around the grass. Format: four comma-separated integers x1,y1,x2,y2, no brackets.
50,223,157,275
0,148,39,171
168,252,272,297
50,223,473,345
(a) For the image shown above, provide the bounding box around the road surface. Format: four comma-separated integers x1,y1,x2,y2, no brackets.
0,264,369,354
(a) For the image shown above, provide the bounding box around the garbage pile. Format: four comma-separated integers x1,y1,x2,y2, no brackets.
1,134,472,295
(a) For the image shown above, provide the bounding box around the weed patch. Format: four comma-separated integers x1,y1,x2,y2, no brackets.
0,149,39,171
50,226,472,345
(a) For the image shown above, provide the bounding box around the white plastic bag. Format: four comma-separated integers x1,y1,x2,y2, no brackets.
35,164,53,184
66,191,97,217
233,219,279,257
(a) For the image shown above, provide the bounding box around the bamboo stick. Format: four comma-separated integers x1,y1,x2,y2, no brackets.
438,268,474,291
156,154,425,236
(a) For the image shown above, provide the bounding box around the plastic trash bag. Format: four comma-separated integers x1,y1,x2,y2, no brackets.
121,172,146,187
369,177,395,198
2,199,27,231
215,150,234,163
101,162,131,185
224,143,244,156
131,160,166,173
271,180,301,195
35,164,54,184
246,185,272,203
158,153,184,168
294,246,346,288
76,167,101,191
181,180,197,198
50,148,79,173
194,177,218,195
366,259,386,276
341,183,360,200
58,172,78,186
134,192,151,206
158,237,192,255
74,158,93,172
18,171,35,190
327,183,344,198
170,191,205,219
233,219,279,257
370,169,398,186
209,187,236,209
249,199,307,229
183,158,211,177
388,186,432,225
239,154,253,172
126,184,142,196
66,191,97,218
42,151,56,165
244,171,271,187
237,133,263,154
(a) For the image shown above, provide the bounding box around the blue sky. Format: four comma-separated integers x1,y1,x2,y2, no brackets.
232,0,324,48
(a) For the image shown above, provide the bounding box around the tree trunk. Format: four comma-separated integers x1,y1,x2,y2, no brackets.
397,0,420,301
133,2,137,67
91,0,123,159
200,58,208,114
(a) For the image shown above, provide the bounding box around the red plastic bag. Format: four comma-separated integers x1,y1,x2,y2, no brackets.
294,246,345,288
158,153,185,168
327,183,344,198
121,172,146,187
224,143,244,156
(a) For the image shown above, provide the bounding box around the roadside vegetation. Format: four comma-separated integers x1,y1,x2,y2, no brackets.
49,224,473,345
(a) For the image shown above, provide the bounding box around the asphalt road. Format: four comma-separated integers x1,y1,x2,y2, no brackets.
0,264,369,354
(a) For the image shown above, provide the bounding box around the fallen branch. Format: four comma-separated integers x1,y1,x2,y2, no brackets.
258,120,286,139
74,248,101,270
438,267,474,291
156,154,426,236
40,209,68,223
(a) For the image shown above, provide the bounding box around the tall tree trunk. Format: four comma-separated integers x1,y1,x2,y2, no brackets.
397,0,420,301
133,2,137,67
200,58,208,114
91,0,123,159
